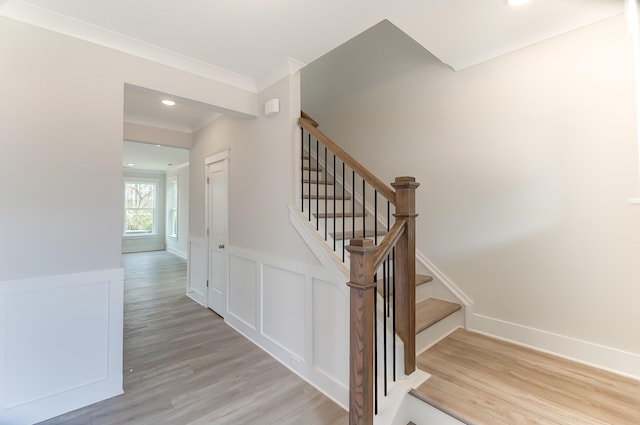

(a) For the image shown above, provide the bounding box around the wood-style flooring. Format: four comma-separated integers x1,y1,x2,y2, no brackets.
38,251,347,425
412,329,640,425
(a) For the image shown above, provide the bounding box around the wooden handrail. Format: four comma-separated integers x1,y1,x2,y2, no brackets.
372,219,406,271
301,111,319,127
299,117,396,204
346,177,419,425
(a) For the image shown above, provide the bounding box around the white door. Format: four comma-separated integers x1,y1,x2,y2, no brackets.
206,158,229,316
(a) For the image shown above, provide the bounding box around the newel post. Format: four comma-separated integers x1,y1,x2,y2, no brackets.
391,176,420,375
345,238,377,425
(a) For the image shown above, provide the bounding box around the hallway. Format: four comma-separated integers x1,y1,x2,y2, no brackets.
39,251,347,425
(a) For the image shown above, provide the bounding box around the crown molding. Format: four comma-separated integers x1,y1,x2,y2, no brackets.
0,0,258,93
256,57,306,93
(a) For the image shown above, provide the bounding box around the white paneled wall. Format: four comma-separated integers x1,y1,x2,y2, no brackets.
187,236,207,306
224,246,349,408
0,269,124,425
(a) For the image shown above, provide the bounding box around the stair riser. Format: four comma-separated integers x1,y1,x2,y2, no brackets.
303,199,353,214
315,217,381,235
302,169,324,179
302,184,340,196
415,310,464,355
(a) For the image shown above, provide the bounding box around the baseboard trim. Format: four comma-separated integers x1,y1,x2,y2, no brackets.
468,312,640,380
167,246,187,259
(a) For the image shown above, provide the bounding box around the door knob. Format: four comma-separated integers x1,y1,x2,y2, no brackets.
218,244,225,249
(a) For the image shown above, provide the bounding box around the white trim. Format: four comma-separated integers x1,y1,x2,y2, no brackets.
415,250,473,307
0,268,124,424
288,205,349,278
0,0,257,93
256,57,306,92
166,246,187,260
223,245,349,409
204,148,230,165
468,312,640,380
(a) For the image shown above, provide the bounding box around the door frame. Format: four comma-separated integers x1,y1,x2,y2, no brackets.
204,149,230,316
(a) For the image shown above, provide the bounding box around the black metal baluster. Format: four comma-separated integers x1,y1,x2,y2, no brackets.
383,252,388,397
307,134,312,222
374,191,378,245
324,146,328,241
316,139,319,230
362,180,366,239
333,154,336,252
392,245,397,382
342,162,346,262
374,273,378,415
387,201,391,317
352,171,355,242
301,128,304,213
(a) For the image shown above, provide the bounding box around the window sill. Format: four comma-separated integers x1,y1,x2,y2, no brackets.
123,233,158,239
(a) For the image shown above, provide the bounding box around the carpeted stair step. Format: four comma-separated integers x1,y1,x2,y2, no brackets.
416,298,462,334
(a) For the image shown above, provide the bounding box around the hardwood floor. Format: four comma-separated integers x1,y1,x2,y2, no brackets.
412,329,640,425
38,251,347,425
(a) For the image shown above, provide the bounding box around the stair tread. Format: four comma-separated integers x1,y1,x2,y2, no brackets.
331,229,386,240
417,273,434,285
303,165,323,171
415,298,462,334
303,179,334,185
303,194,351,200
314,212,366,218
376,273,432,296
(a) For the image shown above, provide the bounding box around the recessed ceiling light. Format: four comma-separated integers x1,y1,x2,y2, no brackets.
507,0,529,5
161,99,176,106
156,144,162,147
127,163,135,167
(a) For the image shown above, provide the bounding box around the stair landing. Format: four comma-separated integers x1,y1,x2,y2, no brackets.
411,329,640,425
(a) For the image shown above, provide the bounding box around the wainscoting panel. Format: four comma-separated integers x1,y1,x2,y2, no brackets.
312,277,349,387
0,268,124,425
223,247,349,408
228,254,258,329
187,236,207,306
262,265,305,358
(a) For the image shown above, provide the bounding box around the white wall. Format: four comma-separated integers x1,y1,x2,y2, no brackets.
190,76,319,264
304,16,640,376
188,76,350,405
0,15,257,424
166,164,189,259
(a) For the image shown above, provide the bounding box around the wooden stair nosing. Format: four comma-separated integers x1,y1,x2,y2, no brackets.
303,194,351,200
331,229,387,240
376,274,433,297
314,212,366,219
408,388,471,425
415,298,462,334
303,165,323,171
303,179,334,185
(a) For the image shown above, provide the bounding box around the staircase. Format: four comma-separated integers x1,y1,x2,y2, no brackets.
297,113,464,424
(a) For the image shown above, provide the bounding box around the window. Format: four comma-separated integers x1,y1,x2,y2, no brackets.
124,181,157,235
167,177,178,238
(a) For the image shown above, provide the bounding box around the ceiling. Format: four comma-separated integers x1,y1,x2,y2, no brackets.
0,0,626,170
123,140,189,172
124,84,222,133
0,0,624,91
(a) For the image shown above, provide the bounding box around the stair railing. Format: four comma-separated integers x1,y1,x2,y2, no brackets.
298,114,419,425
